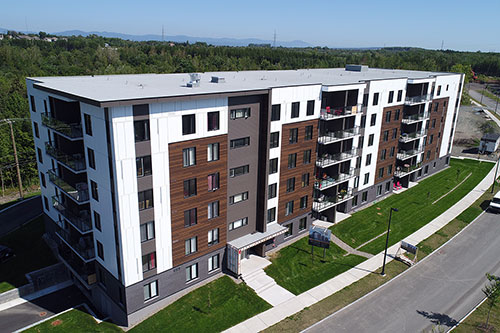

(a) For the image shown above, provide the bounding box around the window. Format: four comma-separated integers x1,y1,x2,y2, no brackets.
360,115,367,128
267,207,276,224
376,184,383,196
144,280,158,301
354,176,359,188
289,128,298,144
136,155,152,177
269,158,278,174
286,177,295,192
373,93,379,106
394,109,400,121
229,217,248,230
185,237,197,255
44,100,48,112
383,130,389,141
434,103,439,112
368,134,374,146
207,172,219,191
303,150,311,164
363,93,369,106
87,148,96,170
307,100,315,116
299,217,307,231
208,228,219,246
356,156,362,168
427,150,431,160
363,173,370,185
300,195,308,209
392,128,398,139
291,102,300,118
207,111,219,131
288,153,297,168
370,114,377,126
389,146,395,157
230,165,249,177
186,263,198,282
432,119,436,129
84,114,92,136
437,85,441,96
378,167,384,179
33,122,39,138
397,90,403,102
388,91,394,104
425,165,429,174
182,147,196,167
230,137,250,149
270,132,279,148
91,180,99,201
30,95,36,112
142,252,156,272
362,191,368,202
183,178,197,197
208,254,220,272
305,125,313,141
94,211,102,231
388,164,393,175
230,107,251,119
385,111,392,122
138,189,153,210
207,143,219,161
40,172,46,188
271,104,281,121
429,134,434,144
268,184,277,199
285,201,294,216
359,136,364,148
301,173,310,187
44,196,49,211
284,223,293,237
97,241,104,260
140,221,155,242
385,181,391,193
352,195,358,207
230,191,249,204
208,201,219,219
366,153,372,166
380,149,386,161
446,84,449,91
134,120,150,142
183,208,197,227
37,147,43,163
182,114,196,135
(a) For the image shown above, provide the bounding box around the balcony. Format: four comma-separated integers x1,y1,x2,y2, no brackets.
41,112,83,139
401,112,430,125
56,229,95,262
397,148,424,160
52,196,92,234
399,130,427,143
320,104,363,120
312,188,354,212
45,142,86,173
316,148,360,168
394,162,423,178
404,94,432,106
314,168,356,191
48,169,89,203
318,126,361,145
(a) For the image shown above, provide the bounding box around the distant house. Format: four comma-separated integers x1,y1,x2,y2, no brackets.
479,133,500,154
0,34,3,40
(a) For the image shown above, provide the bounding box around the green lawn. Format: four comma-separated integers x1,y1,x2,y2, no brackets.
264,236,365,295
332,158,492,255
0,216,57,293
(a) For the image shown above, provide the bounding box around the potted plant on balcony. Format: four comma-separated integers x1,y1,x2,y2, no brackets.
338,189,347,200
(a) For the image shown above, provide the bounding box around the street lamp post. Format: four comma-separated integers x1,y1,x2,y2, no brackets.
492,156,500,194
381,207,398,276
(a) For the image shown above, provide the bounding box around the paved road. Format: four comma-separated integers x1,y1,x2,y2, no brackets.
0,196,42,237
305,210,500,333
0,286,85,332
468,83,499,113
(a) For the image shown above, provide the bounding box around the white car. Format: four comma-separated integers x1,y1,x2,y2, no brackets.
490,191,500,213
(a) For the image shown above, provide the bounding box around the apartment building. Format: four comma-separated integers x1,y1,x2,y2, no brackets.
27,66,463,325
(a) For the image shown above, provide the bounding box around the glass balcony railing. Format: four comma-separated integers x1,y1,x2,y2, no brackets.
404,94,432,105
401,112,430,124
318,126,361,144
397,148,424,160
394,162,423,177
52,196,92,233
399,130,427,143
45,142,86,172
316,148,360,168
312,188,354,212
47,169,89,203
41,113,83,139
314,168,356,190
320,104,363,120
56,229,95,261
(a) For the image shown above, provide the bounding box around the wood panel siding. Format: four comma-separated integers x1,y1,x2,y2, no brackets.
375,105,403,184
169,135,228,267
278,119,318,223
425,97,449,162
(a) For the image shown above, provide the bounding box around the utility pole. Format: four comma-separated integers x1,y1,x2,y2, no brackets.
492,156,500,194
7,120,23,199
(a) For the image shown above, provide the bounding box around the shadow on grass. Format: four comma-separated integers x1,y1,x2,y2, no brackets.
480,199,491,211
417,309,459,327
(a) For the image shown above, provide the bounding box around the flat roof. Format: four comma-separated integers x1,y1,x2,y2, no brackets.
28,67,457,106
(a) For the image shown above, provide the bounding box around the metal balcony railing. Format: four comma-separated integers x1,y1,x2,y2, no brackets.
52,196,92,233
397,148,424,160
48,169,89,203
404,94,432,105
316,148,360,168
320,104,363,120
314,168,356,190
399,130,427,143
56,229,95,261
45,142,86,172
312,188,354,212
318,126,361,145
394,162,423,177
401,112,430,124
41,113,83,139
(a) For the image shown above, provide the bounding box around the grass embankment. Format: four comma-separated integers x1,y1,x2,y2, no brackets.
0,190,41,211
0,215,56,293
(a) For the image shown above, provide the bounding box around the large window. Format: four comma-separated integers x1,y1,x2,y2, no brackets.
362,191,368,202
397,90,403,102
291,102,300,118
91,180,99,201
183,178,197,198
300,195,308,209
285,223,293,237
388,91,394,104
268,184,277,199
385,111,391,123
370,114,377,126
305,125,313,141
182,114,196,135
84,114,92,136
138,189,153,210
229,217,248,231
286,177,295,192
134,120,150,142
185,237,197,255
33,122,39,138
208,228,219,246
144,280,158,301
270,132,279,148
368,134,374,146
182,147,196,167
267,207,276,223
285,201,294,216
380,149,386,161
208,201,219,219
230,137,250,149
229,165,249,177
269,158,278,174
207,111,219,131
363,173,369,185
140,221,155,242
288,153,297,168
271,104,281,121
207,172,219,191
94,211,101,231
142,252,156,272
97,241,104,260
383,130,389,142
230,108,250,119
394,109,400,121
366,153,372,166
137,155,152,177
186,263,198,282
207,143,219,162
299,217,307,231
30,95,36,112
184,208,197,227
289,128,298,144
306,100,315,116
301,173,310,187
392,128,398,139
208,254,220,272
378,167,384,179
373,93,379,106
229,191,248,204
303,150,311,164
88,148,96,170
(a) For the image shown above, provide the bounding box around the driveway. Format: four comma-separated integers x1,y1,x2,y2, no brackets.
305,210,500,333
0,196,42,237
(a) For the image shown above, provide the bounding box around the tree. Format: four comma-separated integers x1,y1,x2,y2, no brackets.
482,273,500,330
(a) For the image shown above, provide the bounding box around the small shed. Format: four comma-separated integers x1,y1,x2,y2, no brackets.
479,133,500,154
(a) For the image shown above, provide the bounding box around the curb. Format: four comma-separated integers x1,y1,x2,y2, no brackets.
0,195,40,215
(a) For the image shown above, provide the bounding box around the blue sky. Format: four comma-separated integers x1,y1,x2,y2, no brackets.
1,0,499,51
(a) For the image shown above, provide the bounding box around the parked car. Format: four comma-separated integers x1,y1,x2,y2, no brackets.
0,245,14,263
490,191,500,213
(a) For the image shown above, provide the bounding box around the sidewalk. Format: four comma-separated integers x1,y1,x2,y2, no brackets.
224,160,498,333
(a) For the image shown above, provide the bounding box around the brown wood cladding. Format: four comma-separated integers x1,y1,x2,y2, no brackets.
278,119,318,223
375,105,403,184
425,97,449,162
169,135,227,267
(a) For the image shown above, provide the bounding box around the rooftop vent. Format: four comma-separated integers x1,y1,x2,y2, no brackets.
187,73,201,87
345,65,368,72
211,76,225,83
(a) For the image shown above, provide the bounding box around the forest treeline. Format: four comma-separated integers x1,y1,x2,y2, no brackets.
1,34,499,190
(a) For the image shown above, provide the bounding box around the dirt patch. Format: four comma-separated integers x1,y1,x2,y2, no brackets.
51,319,63,326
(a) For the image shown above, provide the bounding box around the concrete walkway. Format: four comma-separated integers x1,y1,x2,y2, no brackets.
224,160,498,333
329,234,373,259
